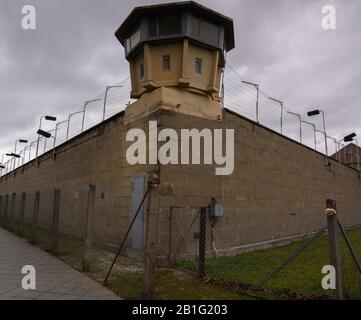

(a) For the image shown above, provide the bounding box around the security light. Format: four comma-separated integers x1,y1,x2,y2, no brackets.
11,153,20,158
307,108,329,164
19,139,28,143
343,133,356,142
45,116,57,121
307,110,320,117
36,115,57,164
37,129,52,138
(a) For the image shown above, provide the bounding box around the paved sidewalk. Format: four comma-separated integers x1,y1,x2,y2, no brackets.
0,228,120,300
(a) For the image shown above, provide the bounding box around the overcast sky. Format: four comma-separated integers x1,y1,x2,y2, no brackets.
1,0,360,158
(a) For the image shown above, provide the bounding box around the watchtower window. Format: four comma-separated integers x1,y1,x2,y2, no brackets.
191,16,220,46
191,16,200,38
195,58,202,75
130,29,140,48
148,15,182,37
139,63,144,79
125,28,140,54
148,17,157,37
162,55,170,71
200,20,219,45
159,15,182,36
125,39,131,53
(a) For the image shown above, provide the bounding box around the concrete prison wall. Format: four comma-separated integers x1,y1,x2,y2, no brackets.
157,109,361,259
0,108,361,260
0,112,157,252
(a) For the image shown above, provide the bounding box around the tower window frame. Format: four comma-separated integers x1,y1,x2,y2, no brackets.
195,57,202,75
162,55,171,72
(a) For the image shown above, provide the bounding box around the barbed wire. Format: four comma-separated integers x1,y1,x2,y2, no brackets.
0,65,349,177
0,77,131,176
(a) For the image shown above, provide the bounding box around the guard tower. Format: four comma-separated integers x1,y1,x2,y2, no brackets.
115,1,234,123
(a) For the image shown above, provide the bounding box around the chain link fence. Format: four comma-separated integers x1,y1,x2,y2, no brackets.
0,185,146,300
170,205,361,300
0,186,360,300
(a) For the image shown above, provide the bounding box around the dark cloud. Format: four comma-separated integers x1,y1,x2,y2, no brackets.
1,0,360,157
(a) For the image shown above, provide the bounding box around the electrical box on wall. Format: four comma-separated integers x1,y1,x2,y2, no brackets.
209,203,224,218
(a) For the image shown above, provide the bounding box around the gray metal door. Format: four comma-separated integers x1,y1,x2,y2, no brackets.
130,175,145,250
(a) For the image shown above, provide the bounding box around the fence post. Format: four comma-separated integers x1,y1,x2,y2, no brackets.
142,174,159,300
9,193,16,232
3,194,9,229
83,185,96,272
31,191,40,245
325,199,343,300
198,207,207,279
19,192,26,236
50,188,61,254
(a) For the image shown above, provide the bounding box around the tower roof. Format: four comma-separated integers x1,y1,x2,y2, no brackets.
115,1,235,52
